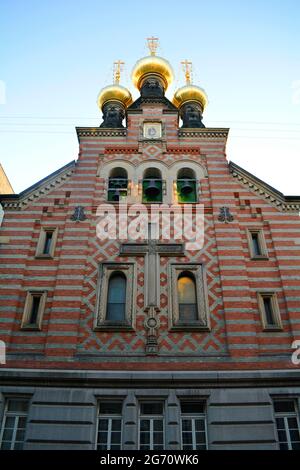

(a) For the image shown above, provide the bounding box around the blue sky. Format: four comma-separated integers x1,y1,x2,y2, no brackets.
0,0,299,194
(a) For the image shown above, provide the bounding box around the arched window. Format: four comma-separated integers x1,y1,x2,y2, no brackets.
106,272,127,322
142,168,163,203
177,168,197,203
177,272,198,322
108,167,128,202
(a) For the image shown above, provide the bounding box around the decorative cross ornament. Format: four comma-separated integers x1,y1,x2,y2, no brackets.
120,235,184,355
181,60,193,85
218,206,234,223
70,206,87,222
113,60,125,85
147,36,159,56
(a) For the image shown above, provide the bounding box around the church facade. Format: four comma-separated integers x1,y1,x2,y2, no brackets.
0,41,300,450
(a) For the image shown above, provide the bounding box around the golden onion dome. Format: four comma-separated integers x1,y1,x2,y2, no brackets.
131,55,174,91
173,84,208,110
97,84,133,110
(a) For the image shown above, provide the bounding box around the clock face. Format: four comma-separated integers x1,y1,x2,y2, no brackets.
143,122,162,139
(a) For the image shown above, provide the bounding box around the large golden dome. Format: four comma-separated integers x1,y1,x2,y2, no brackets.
131,55,174,91
173,84,208,110
97,84,133,110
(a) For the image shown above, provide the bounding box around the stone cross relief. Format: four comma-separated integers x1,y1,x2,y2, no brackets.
120,226,184,355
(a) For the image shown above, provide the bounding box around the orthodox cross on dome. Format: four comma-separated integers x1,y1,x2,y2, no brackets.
147,36,159,56
113,60,125,84
181,59,193,85
120,223,184,355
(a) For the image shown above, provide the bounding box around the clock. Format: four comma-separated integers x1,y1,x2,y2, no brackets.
143,122,162,139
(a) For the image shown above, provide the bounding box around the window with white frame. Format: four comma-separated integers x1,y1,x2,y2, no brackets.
257,292,282,331
273,399,300,450
35,227,58,258
95,263,135,330
96,401,123,450
180,401,207,450
21,291,47,330
139,402,164,450
170,264,210,330
0,398,29,450
247,229,268,259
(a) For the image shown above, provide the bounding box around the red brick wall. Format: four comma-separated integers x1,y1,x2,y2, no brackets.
0,102,299,371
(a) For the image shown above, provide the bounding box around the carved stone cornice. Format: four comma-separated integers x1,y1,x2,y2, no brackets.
0,161,75,210
229,161,300,212
178,128,229,140
76,127,127,141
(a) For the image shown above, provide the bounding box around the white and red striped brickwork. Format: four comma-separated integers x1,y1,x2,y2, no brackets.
0,101,300,373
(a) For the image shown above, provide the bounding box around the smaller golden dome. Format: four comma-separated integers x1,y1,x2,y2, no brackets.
131,55,174,91
173,84,208,110
97,84,133,110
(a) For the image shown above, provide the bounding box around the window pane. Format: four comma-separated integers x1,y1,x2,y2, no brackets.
106,303,126,322
140,432,150,445
289,430,300,441
279,442,289,450
29,296,41,325
98,432,107,444
287,417,298,428
106,274,126,322
7,400,29,413
263,297,275,325
178,304,197,322
3,428,14,441
178,275,196,304
43,232,53,254
182,419,192,432
182,432,193,444
111,431,121,444
195,419,205,432
153,420,163,432
178,275,197,322
111,419,121,431
251,232,261,256
98,419,108,431
274,401,296,413
99,402,122,414
140,402,163,415
276,418,284,429
291,442,300,450
16,429,25,441
154,432,163,444
140,420,150,431
181,402,205,414
278,430,287,441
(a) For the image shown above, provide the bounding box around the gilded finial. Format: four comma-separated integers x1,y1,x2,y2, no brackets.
147,36,159,56
113,60,125,84
181,60,193,85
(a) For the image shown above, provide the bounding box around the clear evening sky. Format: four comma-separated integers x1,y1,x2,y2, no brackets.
0,0,299,194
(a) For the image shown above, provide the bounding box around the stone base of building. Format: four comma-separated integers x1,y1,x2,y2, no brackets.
1,369,300,450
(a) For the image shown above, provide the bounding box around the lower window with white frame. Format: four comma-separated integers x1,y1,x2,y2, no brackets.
96,401,123,450
273,399,300,450
0,398,29,450
139,402,164,450
180,401,207,450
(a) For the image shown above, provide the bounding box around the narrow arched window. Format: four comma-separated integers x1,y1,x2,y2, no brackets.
177,272,198,322
142,168,163,203
106,272,126,322
108,167,128,202
177,168,197,203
